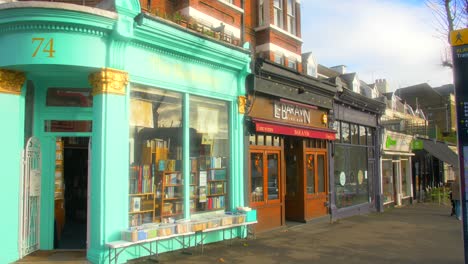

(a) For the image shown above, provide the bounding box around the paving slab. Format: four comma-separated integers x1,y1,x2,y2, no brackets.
133,203,464,264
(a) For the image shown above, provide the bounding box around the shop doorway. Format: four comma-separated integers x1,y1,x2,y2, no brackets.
54,137,89,249
285,137,328,222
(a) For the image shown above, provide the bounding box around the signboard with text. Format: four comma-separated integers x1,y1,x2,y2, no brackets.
450,28,468,263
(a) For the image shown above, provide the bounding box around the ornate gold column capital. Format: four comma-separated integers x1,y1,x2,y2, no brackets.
88,68,129,96
238,95,247,114
0,69,26,95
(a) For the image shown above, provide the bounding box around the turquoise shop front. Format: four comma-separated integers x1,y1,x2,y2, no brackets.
0,1,251,263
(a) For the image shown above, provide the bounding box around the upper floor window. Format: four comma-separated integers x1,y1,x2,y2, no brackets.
288,59,297,70
287,0,296,34
220,0,233,3
274,0,283,28
259,0,265,26
274,53,284,65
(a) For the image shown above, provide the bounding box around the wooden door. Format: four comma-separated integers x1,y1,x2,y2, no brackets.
304,151,328,219
249,150,282,232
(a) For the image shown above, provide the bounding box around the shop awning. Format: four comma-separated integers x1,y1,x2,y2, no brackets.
254,120,336,140
421,139,459,169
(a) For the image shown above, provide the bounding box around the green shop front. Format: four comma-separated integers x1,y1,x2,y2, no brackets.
0,2,251,263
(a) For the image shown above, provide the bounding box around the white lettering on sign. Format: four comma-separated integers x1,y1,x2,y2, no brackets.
274,102,311,124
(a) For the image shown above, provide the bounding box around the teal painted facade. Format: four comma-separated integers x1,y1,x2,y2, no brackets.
0,1,250,263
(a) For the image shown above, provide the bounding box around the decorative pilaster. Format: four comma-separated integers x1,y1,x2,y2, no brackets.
0,69,26,95
88,68,128,96
238,96,246,114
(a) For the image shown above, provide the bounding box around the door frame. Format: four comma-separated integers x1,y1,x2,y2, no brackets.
31,76,93,250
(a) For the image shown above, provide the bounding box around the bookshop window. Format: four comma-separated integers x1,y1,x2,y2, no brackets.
189,96,229,213
128,86,183,226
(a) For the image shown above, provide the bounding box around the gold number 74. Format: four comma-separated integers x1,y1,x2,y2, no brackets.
32,38,55,58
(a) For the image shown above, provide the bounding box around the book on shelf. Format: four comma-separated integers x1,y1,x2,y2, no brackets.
207,196,224,210
129,164,155,194
130,197,141,212
208,182,225,195
209,169,226,181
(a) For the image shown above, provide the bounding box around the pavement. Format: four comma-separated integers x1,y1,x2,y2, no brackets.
16,203,464,264
133,203,464,264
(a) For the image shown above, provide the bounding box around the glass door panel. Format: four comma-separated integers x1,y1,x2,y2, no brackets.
317,154,325,193
306,154,315,194
267,153,279,200
251,152,264,203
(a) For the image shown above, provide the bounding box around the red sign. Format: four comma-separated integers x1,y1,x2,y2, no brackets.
255,121,336,140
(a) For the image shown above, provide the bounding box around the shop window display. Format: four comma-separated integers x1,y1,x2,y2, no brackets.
401,159,411,197
189,95,230,213
334,145,369,208
382,159,394,203
128,86,183,226
128,86,230,226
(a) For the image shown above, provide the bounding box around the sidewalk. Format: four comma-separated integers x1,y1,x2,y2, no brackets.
135,203,464,264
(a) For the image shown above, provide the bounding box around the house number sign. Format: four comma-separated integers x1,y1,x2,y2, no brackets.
32,38,55,58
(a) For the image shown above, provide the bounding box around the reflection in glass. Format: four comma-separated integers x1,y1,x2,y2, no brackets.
341,122,350,143
350,124,359,144
251,153,264,202
382,160,394,203
46,88,93,107
306,154,315,194
129,86,183,226
334,145,369,208
267,154,279,200
318,155,325,193
189,95,229,213
401,159,410,197
45,120,92,132
360,126,367,145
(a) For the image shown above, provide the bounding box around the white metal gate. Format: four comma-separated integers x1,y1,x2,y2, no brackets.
19,137,41,258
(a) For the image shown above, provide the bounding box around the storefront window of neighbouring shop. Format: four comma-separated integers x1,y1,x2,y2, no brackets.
382,159,394,203
334,121,371,208
249,134,281,204
128,85,230,226
401,159,411,197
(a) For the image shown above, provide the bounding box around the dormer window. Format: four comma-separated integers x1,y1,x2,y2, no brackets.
274,0,283,28
304,53,318,77
287,0,296,35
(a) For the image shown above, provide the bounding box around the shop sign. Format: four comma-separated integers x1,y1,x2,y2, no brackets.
255,122,336,140
249,96,327,128
412,139,424,150
383,131,412,152
274,101,311,124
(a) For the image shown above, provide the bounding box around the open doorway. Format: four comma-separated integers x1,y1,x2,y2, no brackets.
54,137,89,249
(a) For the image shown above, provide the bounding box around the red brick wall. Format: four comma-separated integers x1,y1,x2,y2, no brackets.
188,0,242,27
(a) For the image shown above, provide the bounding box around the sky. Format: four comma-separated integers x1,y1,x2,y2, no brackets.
301,0,454,92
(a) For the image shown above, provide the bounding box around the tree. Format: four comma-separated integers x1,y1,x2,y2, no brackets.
426,0,468,67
